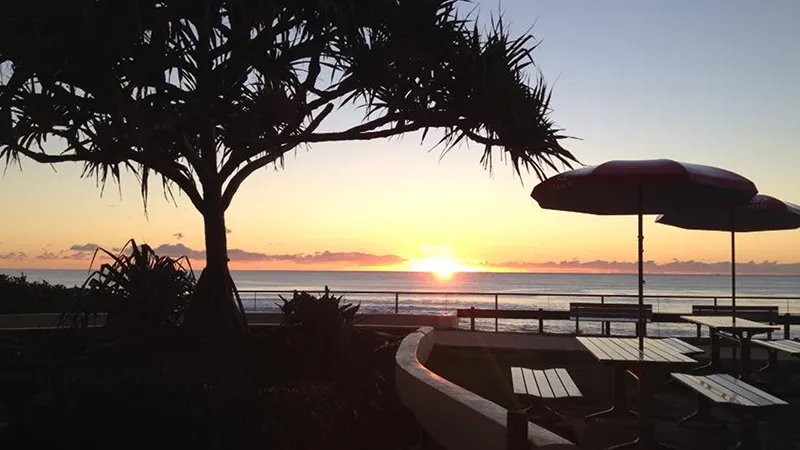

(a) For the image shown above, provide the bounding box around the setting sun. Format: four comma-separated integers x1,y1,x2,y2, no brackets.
408,255,461,278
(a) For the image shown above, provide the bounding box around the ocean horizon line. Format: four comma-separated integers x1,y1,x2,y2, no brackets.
2,268,798,278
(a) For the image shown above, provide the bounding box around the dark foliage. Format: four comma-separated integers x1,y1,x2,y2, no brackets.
278,286,360,344
59,239,196,331
0,274,80,315
277,287,400,412
0,328,417,450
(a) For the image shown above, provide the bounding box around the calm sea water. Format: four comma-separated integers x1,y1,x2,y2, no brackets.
4,269,799,336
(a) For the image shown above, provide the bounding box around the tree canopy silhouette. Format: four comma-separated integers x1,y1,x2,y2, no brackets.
0,0,577,336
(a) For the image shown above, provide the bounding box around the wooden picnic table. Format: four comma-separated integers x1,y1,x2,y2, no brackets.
577,337,696,449
681,315,779,381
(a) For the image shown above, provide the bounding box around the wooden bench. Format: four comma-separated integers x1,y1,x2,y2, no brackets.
659,337,704,356
510,366,582,421
569,302,652,336
691,305,779,339
753,338,800,371
671,372,787,449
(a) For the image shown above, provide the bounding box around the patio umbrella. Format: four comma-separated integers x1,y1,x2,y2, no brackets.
656,194,800,320
531,159,757,350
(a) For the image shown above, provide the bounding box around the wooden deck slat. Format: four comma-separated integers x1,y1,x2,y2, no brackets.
671,373,787,408
632,338,674,362
645,338,696,362
603,338,640,361
610,338,663,362
708,374,788,406
701,374,769,407
544,369,568,398
534,370,554,398
671,373,759,406
555,368,582,398
579,337,621,361
510,367,527,395
521,368,540,397
647,338,691,356
661,337,704,355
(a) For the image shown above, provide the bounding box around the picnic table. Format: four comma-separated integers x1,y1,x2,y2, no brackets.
681,316,778,380
671,373,787,449
577,337,696,449
753,339,800,371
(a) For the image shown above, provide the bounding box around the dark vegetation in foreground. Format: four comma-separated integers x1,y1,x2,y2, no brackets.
0,326,420,450
0,252,423,449
0,273,80,314
427,345,800,450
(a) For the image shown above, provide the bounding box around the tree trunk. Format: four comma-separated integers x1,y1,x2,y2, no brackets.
184,195,248,337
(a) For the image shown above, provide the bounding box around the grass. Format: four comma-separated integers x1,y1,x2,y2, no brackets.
426,344,800,450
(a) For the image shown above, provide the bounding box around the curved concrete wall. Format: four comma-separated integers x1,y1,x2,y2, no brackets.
396,327,576,450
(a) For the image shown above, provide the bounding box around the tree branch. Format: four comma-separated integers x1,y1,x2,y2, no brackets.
220,103,334,210
304,122,429,143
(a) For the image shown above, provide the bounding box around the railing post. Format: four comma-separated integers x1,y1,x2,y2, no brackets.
538,308,544,334
395,293,399,314
600,295,605,304
713,297,718,308
470,307,475,331
784,314,791,340
495,294,499,332
506,410,528,450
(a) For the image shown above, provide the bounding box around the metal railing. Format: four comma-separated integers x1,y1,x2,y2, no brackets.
238,289,800,337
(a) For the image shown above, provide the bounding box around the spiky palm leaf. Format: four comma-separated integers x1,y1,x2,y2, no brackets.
59,239,196,331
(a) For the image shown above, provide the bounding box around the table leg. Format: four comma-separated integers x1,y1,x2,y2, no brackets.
739,333,752,381
729,410,761,450
605,371,676,450
678,394,725,428
692,328,723,374
586,367,635,421
756,349,777,373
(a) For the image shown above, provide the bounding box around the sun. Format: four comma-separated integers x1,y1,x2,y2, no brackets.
409,255,458,279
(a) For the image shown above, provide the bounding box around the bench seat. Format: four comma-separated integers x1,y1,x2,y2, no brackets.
569,303,653,336
510,367,582,399
752,338,800,356
671,372,787,447
671,372,786,407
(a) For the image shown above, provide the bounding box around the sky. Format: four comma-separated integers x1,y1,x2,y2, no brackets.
1,0,799,275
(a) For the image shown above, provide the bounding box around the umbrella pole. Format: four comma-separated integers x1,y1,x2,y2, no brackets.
731,209,736,322
638,184,644,351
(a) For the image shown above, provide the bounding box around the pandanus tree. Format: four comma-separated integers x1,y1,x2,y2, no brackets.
0,0,577,336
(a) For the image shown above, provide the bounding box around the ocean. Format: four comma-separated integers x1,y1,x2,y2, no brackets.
3,269,800,336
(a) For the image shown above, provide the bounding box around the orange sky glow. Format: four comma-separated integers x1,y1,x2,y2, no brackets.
1,1,799,277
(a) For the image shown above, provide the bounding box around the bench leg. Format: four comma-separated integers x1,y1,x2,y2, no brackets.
730,412,761,450
756,349,777,373
678,395,725,428
585,367,635,421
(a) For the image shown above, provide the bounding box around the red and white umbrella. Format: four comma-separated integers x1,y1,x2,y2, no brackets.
656,194,800,318
531,159,758,350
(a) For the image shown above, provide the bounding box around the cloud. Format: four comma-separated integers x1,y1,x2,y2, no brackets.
150,244,405,266
70,243,101,252
172,232,185,240
152,243,205,259
488,259,800,276
0,252,27,260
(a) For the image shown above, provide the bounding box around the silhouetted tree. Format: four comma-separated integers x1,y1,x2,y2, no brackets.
0,0,577,336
